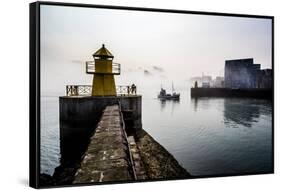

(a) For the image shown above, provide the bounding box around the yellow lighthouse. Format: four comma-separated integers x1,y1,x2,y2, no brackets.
86,44,120,96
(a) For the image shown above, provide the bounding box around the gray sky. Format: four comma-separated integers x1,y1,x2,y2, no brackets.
40,5,272,96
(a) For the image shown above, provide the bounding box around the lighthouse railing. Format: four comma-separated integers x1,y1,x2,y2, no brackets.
86,61,121,75
66,85,92,96
65,85,137,96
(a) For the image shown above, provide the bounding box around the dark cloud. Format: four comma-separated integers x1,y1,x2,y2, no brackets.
152,66,164,72
124,66,164,77
144,70,152,76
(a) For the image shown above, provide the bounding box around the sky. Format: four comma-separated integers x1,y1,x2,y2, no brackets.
40,5,272,96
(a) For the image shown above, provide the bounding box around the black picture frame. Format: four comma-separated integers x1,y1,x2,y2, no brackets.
30,1,274,188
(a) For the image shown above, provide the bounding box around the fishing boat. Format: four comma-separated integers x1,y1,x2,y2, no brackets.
157,83,180,100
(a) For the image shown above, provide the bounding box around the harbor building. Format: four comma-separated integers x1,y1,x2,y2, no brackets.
257,69,272,89
225,58,272,89
201,75,212,88
213,76,224,88
191,58,272,98
225,58,263,89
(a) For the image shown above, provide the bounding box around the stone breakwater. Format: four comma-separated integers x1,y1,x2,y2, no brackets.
134,130,190,179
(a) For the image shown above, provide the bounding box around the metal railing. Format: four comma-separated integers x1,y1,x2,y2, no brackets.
86,61,120,75
65,85,137,96
118,102,137,180
66,85,92,96
116,85,137,96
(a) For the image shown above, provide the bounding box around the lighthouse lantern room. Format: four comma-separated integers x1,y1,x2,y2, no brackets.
86,44,120,96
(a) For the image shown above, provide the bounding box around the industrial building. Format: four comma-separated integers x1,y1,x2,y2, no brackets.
257,69,272,89
225,58,272,89
213,76,224,88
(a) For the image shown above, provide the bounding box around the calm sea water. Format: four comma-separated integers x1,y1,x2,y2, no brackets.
40,90,273,176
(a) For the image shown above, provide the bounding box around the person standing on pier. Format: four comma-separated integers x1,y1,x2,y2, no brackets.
131,84,137,95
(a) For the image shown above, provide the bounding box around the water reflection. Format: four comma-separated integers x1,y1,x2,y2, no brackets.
159,99,180,115
223,98,263,128
190,97,216,112
190,97,272,128
191,98,198,112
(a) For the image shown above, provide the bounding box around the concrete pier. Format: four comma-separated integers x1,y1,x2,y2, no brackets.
73,105,135,183
59,95,142,164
